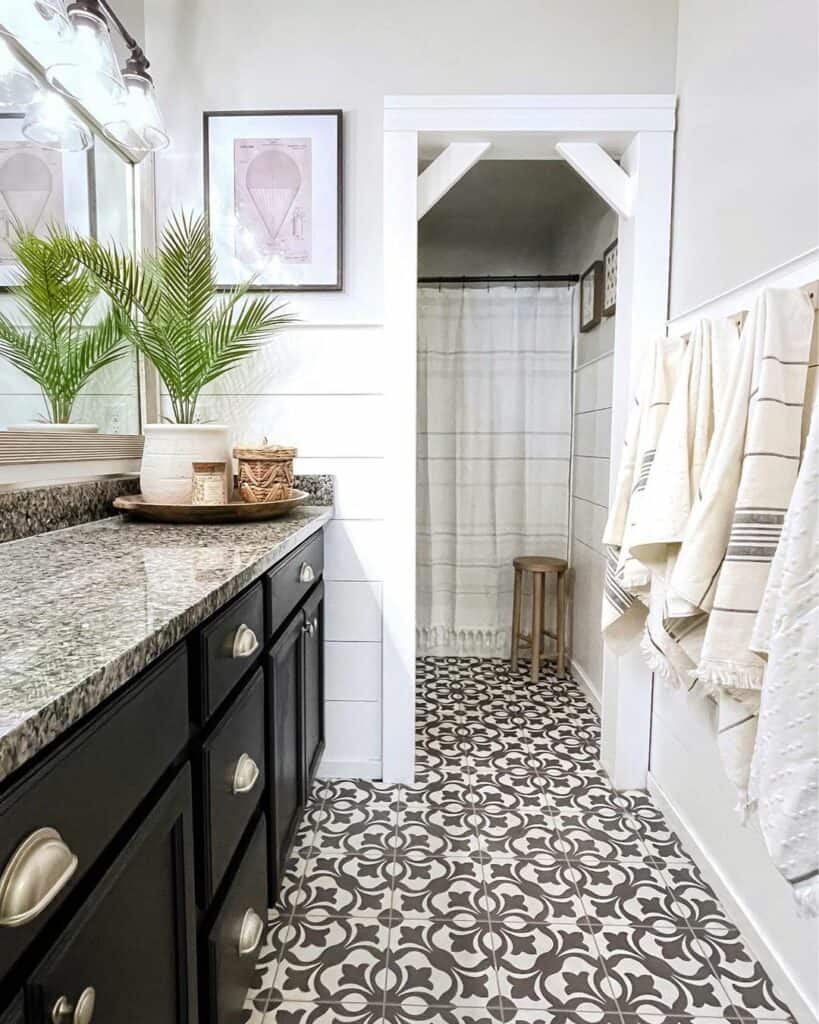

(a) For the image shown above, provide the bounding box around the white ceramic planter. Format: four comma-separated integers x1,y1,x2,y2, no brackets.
140,423,233,504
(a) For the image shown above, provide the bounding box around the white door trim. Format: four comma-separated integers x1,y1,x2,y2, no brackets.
382,94,676,785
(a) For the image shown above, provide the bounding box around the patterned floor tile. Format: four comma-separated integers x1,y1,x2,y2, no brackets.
389,855,487,921
269,915,390,1006
492,921,615,1013
481,858,586,923
255,657,795,1024
593,926,729,1016
384,919,501,1007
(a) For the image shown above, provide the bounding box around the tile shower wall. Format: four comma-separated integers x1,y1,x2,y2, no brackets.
159,324,387,778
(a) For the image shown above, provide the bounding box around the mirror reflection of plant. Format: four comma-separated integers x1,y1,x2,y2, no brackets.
0,233,129,424
58,212,297,425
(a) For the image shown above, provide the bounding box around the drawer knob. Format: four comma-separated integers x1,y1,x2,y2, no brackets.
0,827,78,928
232,753,260,795
52,986,95,1024
298,562,315,583
232,623,260,659
238,907,264,958
303,620,315,637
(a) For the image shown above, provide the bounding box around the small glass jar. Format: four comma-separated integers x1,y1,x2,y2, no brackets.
191,461,227,505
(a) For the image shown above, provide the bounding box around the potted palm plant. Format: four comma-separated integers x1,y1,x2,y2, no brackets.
61,212,296,503
0,232,129,431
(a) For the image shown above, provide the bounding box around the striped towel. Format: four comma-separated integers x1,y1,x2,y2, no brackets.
633,318,740,684
667,288,816,805
601,336,686,648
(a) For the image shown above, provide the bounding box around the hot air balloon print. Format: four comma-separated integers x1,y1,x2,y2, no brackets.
0,146,64,264
246,147,301,245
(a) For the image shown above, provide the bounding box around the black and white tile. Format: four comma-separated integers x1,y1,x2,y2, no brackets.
247,656,796,1024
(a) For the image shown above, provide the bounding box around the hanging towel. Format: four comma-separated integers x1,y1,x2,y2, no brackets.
667,288,816,804
601,335,686,648
748,356,819,917
632,318,740,684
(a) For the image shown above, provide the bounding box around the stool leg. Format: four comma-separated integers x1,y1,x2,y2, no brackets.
556,569,566,676
510,567,522,672
531,572,544,685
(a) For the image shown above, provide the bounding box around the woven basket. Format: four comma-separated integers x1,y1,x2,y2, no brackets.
233,444,297,503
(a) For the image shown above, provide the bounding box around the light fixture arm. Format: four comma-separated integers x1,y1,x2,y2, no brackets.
93,0,152,78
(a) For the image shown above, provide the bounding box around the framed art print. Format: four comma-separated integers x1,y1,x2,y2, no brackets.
0,114,93,290
204,109,342,291
602,238,618,317
579,260,603,333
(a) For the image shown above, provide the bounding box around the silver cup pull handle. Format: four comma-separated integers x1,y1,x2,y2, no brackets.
232,753,260,795
0,827,79,928
52,987,95,1024
238,907,264,958
232,623,260,659
299,562,315,583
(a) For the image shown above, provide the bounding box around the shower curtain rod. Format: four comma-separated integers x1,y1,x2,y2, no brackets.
417,274,579,285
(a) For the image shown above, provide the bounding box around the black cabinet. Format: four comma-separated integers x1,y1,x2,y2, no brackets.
0,996,22,1024
26,767,197,1024
266,613,304,898
301,583,325,798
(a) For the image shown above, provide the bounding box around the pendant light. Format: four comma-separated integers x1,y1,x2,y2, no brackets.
103,48,168,153
46,0,125,108
0,0,70,46
22,87,92,150
0,36,38,108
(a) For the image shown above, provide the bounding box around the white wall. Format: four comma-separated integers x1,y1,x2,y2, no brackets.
143,0,679,778
655,3,819,1019
669,0,819,318
551,191,617,703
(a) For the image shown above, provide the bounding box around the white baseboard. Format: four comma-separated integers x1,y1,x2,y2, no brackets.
647,772,817,1024
317,758,383,780
568,657,601,713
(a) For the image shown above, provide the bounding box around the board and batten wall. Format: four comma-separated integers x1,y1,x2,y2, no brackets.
142,0,679,779
651,2,819,1020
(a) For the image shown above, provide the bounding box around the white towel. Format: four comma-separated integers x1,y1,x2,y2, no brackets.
631,319,739,684
601,336,686,648
748,360,819,917
667,288,816,804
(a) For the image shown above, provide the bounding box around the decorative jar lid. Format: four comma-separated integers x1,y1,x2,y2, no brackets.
232,441,297,461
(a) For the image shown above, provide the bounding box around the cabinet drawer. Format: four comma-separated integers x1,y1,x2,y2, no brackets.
207,815,268,1024
0,645,188,981
201,669,266,904
26,766,197,1024
265,531,324,638
198,582,264,722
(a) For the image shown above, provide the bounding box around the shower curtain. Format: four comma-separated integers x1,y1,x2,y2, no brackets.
416,283,574,656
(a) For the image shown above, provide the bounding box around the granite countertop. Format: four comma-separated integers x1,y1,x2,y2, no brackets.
0,506,332,784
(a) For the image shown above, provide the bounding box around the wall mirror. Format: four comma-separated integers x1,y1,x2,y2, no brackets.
0,15,157,485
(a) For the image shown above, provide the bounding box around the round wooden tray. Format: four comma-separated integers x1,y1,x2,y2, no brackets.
113,489,309,524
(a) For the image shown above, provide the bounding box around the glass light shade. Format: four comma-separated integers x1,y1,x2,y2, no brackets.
0,36,38,108
0,0,70,44
46,7,125,107
22,88,92,150
103,71,168,153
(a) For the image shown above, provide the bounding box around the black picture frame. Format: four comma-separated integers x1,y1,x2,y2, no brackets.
579,260,603,333
203,109,343,292
602,238,618,317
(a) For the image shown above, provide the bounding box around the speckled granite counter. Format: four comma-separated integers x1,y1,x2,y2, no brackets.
0,506,332,784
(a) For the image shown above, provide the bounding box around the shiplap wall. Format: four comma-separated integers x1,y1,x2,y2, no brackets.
554,197,617,702
159,324,386,777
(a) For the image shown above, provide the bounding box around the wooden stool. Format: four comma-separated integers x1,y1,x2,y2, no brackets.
511,556,568,683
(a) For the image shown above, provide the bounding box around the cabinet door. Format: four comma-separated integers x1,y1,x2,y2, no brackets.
301,582,325,797
266,615,304,899
0,996,22,1024
26,767,197,1024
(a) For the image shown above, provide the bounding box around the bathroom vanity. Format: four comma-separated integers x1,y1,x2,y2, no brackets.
0,505,331,1024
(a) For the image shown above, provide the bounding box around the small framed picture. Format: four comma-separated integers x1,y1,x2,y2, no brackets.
0,114,93,291
602,238,618,317
203,109,342,291
579,260,603,333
